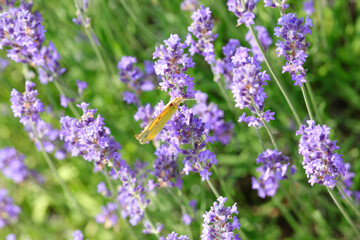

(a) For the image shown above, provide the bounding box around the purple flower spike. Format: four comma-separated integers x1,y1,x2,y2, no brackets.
263,0,288,9
153,34,195,98
186,5,218,64
227,0,259,27
76,80,88,96
166,232,189,240
10,81,44,125
252,149,290,198
245,26,272,62
274,13,312,87
180,0,199,12
0,147,30,183
0,189,21,228
201,196,240,240
230,47,274,127
296,120,346,187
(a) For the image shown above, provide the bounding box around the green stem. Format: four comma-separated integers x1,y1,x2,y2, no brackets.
301,85,314,121
305,82,323,123
272,195,302,233
336,184,360,219
205,178,220,198
327,187,360,238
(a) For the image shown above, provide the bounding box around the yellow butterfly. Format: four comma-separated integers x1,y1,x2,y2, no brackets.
135,96,195,144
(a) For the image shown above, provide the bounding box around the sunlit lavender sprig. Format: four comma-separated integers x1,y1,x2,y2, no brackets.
263,0,288,9
201,196,240,240
0,9,45,64
0,189,21,228
251,149,290,198
230,47,274,127
214,39,240,86
186,5,218,64
118,56,155,105
60,102,124,171
180,0,199,12
227,0,259,27
245,26,272,62
296,120,346,187
274,13,312,87
153,34,195,98
10,81,66,158
0,147,30,183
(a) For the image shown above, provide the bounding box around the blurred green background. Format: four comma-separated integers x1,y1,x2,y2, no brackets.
1,0,360,239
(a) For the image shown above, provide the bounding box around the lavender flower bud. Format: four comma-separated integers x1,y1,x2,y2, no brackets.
95,202,119,229
227,0,259,27
263,0,288,9
180,0,199,12
0,147,30,183
72,230,84,240
274,13,312,87
0,189,21,228
166,232,189,240
303,0,315,15
296,120,347,187
245,26,272,62
201,196,240,240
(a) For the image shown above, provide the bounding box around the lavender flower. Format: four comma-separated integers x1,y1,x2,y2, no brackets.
0,147,30,183
134,103,153,128
245,26,272,62
303,0,314,15
60,94,74,108
186,5,218,64
153,34,195,98
182,213,193,225
230,47,274,127
166,232,189,240
0,9,45,64
0,57,9,71
214,39,240,86
118,56,154,104
72,230,84,240
227,0,258,27
296,120,346,187
0,189,21,228
193,91,233,145
274,13,312,87
201,196,240,240
97,182,111,197
251,149,290,198
95,202,119,229
117,165,149,226
6,234,16,240
263,0,288,9
180,0,199,12
73,0,90,26
10,81,44,125
60,102,124,170
143,221,164,235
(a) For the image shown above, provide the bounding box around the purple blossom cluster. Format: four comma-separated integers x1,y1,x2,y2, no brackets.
72,230,85,240
192,91,233,145
274,13,312,87
227,0,258,27
251,149,290,198
180,0,199,12
95,202,119,228
153,34,195,98
245,26,272,62
230,47,274,127
214,39,241,86
0,7,65,84
263,0,288,9
142,220,164,235
60,102,124,170
10,81,66,159
0,189,21,228
186,5,218,64
340,164,360,204
0,147,30,183
165,232,189,240
118,56,155,105
296,120,347,187
201,196,240,240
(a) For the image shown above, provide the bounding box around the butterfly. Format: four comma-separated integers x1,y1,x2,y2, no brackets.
135,96,195,144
